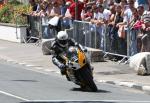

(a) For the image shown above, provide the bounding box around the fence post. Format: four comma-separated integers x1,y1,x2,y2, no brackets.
127,27,130,57
103,24,107,52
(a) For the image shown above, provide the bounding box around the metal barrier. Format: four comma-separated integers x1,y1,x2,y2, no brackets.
73,20,141,63
26,17,141,62
25,15,42,44
25,15,58,45
73,20,99,48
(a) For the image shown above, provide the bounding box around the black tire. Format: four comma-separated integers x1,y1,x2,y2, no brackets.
79,68,98,92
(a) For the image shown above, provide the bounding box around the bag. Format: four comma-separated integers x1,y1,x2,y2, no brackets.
48,16,60,26
118,25,126,39
133,20,143,30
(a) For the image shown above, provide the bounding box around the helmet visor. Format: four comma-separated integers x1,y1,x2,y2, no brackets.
59,40,67,45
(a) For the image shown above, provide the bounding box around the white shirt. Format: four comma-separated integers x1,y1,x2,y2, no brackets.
93,9,111,20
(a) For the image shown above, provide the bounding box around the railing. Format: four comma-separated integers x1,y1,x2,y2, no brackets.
26,16,141,63
27,16,58,42
72,20,141,63
73,20,99,48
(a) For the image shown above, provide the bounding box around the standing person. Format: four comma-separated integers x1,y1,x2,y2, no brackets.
107,5,116,51
116,0,136,56
141,12,150,52
68,0,84,20
81,5,93,21
128,8,140,56
136,0,150,11
90,5,111,49
47,1,62,33
110,4,124,54
29,0,38,11
136,5,148,52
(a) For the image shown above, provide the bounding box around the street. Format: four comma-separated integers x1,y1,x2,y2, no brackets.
0,59,150,103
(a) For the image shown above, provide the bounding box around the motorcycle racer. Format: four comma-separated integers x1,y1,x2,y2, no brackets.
51,30,77,75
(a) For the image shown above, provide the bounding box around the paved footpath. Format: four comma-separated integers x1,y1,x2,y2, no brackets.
0,40,150,94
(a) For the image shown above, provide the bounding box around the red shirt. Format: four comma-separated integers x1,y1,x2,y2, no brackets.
69,1,84,20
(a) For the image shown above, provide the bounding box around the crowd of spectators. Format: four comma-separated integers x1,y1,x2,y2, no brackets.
28,0,150,56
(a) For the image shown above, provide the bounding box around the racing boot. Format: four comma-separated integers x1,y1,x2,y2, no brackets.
60,68,66,75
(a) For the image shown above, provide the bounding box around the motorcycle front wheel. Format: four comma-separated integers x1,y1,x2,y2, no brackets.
79,67,98,92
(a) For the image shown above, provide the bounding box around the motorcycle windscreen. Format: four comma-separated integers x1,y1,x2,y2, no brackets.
78,49,86,68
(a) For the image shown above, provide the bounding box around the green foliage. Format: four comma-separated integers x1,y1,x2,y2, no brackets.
0,4,13,23
0,1,32,25
8,0,22,5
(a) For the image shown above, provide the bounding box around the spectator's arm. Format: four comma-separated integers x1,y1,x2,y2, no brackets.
116,22,127,27
86,1,95,6
108,14,115,25
148,0,150,10
64,9,72,19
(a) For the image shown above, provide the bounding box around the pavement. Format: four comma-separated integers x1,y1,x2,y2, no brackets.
0,40,150,94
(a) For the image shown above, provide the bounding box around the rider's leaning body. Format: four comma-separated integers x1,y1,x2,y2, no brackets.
51,31,77,74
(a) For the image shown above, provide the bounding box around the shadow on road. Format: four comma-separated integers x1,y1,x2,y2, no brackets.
70,87,111,93
11,79,39,82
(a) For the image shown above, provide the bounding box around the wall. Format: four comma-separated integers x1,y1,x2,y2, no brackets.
0,23,27,43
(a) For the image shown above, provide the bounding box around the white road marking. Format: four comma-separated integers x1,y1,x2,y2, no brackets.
28,100,150,103
25,64,36,67
0,90,30,101
0,47,7,50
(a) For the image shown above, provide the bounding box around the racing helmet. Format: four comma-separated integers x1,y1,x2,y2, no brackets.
56,31,68,47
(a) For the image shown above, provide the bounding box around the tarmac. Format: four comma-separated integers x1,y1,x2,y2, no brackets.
0,40,150,94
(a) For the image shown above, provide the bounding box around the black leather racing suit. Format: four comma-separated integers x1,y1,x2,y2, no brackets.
51,38,76,70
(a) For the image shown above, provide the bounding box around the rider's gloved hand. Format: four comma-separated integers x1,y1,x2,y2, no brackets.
59,64,66,69
59,64,66,75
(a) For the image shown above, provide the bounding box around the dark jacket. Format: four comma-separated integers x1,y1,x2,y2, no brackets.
51,38,76,69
